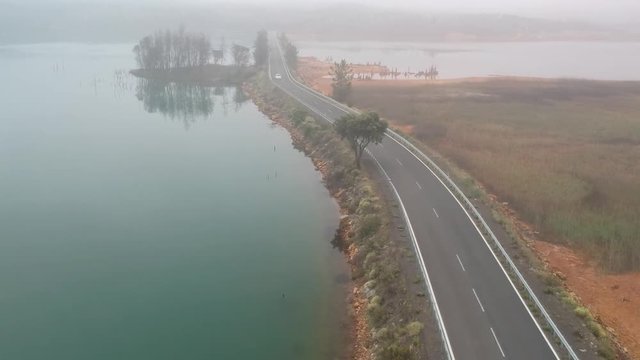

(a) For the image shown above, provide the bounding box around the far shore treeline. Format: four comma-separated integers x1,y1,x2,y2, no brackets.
133,27,217,70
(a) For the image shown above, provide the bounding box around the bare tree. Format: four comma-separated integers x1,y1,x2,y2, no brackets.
212,49,223,65
231,44,250,67
195,34,211,66
133,27,213,70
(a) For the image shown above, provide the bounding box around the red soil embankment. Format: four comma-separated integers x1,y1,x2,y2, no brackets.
534,241,640,357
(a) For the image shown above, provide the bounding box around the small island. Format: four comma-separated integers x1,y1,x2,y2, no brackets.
130,28,262,86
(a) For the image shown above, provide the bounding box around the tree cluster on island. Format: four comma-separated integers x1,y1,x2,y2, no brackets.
133,28,271,71
231,30,268,68
133,27,215,70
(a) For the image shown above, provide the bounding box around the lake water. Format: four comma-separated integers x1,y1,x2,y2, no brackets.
0,43,348,359
298,41,640,80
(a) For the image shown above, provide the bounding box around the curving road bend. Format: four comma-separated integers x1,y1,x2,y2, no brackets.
268,34,562,360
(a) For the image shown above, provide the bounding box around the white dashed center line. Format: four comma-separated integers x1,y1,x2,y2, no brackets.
456,254,466,272
472,288,485,312
490,327,506,358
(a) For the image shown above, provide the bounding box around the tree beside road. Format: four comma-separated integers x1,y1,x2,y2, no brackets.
330,59,353,102
334,112,387,169
253,30,268,67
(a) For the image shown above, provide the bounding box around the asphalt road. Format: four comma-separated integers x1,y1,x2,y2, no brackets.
268,35,560,360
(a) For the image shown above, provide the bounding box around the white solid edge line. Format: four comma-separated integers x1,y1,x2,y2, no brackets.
268,51,333,124
491,327,507,358
272,40,456,360
274,54,567,359
472,288,485,312
383,134,561,360
271,36,578,360
271,41,559,358
271,39,336,124
367,151,455,360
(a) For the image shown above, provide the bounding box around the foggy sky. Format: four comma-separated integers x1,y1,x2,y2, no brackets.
9,0,637,24
350,0,640,23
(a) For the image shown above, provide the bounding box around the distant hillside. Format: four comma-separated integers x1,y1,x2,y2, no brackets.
1,2,638,45
283,7,639,42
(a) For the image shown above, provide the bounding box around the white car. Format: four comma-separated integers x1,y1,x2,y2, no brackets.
274,73,282,80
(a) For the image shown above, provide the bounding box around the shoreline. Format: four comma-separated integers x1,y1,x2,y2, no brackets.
130,65,255,87
243,82,370,360
244,72,437,359
297,56,640,97
129,65,357,358
293,38,640,43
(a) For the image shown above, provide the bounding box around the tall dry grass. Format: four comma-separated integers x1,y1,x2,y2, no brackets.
351,78,640,272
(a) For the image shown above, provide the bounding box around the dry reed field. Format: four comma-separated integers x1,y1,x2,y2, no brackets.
350,78,640,272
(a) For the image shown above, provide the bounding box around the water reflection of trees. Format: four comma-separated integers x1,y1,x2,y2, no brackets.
232,85,249,111
135,79,249,128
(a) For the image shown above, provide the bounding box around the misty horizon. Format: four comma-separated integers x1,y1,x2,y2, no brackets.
3,0,640,25
1,1,639,45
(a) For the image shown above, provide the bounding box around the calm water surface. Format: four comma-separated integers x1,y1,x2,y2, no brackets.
299,41,640,80
0,43,348,359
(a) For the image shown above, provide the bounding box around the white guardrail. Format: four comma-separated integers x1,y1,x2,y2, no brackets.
384,131,578,360
271,35,578,360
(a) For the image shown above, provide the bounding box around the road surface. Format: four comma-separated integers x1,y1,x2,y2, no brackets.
268,35,561,360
